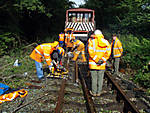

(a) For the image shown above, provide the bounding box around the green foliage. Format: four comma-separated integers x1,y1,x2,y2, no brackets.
84,0,150,37
0,32,17,55
0,45,35,88
14,0,52,17
0,0,74,43
134,72,150,88
120,34,150,69
120,34,150,89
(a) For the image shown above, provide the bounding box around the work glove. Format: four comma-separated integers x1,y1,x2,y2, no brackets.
57,64,62,69
49,65,52,72
67,52,74,58
97,60,104,65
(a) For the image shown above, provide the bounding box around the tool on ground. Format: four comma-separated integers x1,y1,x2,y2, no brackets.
47,60,68,79
67,52,74,58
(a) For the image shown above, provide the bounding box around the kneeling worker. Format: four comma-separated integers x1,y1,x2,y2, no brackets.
30,41,59,81
70,37,86,62
50,46,65,72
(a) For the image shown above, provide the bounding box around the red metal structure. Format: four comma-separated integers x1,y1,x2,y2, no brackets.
65,8,95,40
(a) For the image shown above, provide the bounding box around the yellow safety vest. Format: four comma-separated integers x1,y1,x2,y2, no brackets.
111,37,123,58
88,37,111,70
73,39,85,51
30,43,56,66
65,33,75,47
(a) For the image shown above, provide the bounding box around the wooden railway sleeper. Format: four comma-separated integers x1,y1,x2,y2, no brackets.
116,91,123,103
123,101,135,113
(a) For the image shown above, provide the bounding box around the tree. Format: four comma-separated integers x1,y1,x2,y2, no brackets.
0,0,74,42
83,0,150,37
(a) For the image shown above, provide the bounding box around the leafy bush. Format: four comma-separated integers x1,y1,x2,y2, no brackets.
120,34,150,88
0,32,17,56
134,72,150,88
120,34,150,69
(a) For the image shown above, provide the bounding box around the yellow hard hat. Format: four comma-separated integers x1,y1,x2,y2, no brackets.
57,47,65,56
64,27,74,32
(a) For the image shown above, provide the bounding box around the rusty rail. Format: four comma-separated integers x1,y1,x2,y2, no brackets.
105,71,140,113
54,56,69,113
77,63,140,113
55,79,67,113
78,64,97,113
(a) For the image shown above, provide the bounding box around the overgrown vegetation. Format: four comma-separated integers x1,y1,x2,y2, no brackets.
120,34,150,91
0,0,149,93
0,33,17,56
0,44,36,88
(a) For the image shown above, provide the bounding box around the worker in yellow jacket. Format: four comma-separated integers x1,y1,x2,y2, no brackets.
30,41,59,80
111,34,123,75
70,38,86,62
88,29,111,96
59,32,65,47
64,28,75,53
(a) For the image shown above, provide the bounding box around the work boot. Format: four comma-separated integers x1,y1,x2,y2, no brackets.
96,93,101,97
39,77,46,82
89,90,97,97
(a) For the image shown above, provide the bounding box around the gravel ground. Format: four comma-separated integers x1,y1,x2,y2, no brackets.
0,60,150,113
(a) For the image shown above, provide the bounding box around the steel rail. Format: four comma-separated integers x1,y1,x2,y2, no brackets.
54,57,69,113
105,71,140,113
55,79,67,113
78,64,97,113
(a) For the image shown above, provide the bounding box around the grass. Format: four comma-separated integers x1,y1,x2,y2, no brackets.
0,44,36,88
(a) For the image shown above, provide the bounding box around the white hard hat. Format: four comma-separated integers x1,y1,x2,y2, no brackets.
94,29,102,35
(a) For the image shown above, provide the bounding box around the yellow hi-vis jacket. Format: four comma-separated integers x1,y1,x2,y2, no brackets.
73,39,85,52
0,89,27,104
111,37,123,58
65,33,75,47
59,33,65,43
88,37,111,70
30,43,57,66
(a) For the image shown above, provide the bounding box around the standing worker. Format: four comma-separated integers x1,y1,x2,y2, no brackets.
64,28,75,53
111,34,123,76
59,32,65,48
88,30,111,96
30,41,59,81
70,37,87,62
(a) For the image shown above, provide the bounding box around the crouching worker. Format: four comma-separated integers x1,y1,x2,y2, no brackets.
47,47,67,78
70,38,87,62
50,46,65,72
30,41,59,81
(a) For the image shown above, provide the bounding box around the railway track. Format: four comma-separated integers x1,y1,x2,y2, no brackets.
78,62,149,113
1,58,149,113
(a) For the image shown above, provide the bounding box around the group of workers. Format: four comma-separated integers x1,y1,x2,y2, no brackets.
30,27,87,81
30,28,123,97
88,30,123,96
